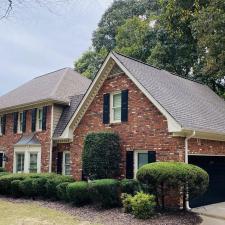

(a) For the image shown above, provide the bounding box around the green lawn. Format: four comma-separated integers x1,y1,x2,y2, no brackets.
0,200,95,225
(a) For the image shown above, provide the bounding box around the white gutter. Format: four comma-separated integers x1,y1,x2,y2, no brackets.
184,130,196,210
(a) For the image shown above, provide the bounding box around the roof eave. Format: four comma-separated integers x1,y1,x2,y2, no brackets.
0,98,69,113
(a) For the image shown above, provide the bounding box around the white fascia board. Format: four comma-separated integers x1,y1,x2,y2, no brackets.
59,53,182,140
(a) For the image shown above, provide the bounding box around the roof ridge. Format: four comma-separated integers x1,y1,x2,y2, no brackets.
50,68,69,97
112,51,204,86
33,67,71,79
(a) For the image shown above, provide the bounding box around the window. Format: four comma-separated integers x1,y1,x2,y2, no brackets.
134,151,148,177
0,116,2,135
110,92,121,123
16,153,25,173
14,147,41,173
36,108,43,131
18,112,23,133
29,153,38,173
63,152,71,175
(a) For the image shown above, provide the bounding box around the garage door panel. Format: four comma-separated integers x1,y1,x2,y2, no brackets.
189,155,225,208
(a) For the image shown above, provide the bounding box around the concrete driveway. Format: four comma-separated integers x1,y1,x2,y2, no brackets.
192,202,225,225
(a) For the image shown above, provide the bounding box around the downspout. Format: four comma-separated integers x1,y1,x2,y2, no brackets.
184,130,196,210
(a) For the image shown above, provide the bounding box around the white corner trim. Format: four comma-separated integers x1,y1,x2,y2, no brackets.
59,52,182,140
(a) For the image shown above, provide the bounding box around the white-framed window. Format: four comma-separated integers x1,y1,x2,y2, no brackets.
110,92,122,123
62,151,71,175
134,150,149,177
0,116,3,135
18,112,23,133
13,146,41,173
36,108,43,131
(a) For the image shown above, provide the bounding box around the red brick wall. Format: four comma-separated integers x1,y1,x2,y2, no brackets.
0,106,52,172
70,74,185,180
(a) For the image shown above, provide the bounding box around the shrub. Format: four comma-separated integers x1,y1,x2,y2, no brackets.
32,177,48,198
19,178,36,197
56,182,70,201
137,162,209,209
0,172,9,177
130,192,156,219
0,167,6,172
82,132,120,179
120,179,140,195
90,179,121,208
11,180,22,197
121,193,133,213
67,181,90,206
0,174,27,195
45,175,74,199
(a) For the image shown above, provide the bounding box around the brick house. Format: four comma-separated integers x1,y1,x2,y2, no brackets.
1,52,225,206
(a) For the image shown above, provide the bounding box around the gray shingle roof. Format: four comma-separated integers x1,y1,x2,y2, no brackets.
0,68,91,111
113,52,225,134
53,94,84,137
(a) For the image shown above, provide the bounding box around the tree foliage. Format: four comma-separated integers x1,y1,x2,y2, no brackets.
75,0,225,96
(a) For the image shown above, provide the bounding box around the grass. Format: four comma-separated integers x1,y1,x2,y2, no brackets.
0,199,95,225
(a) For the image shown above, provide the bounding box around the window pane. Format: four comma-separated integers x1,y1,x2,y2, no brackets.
37,109,43,130
113,108,121,121
138,153,148,169
64,153,71,175
29,153,38,173
113,93,121,108
0,153,3,168
16,153,25,173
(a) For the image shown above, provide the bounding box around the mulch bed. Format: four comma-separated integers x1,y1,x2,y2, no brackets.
0,196,202,225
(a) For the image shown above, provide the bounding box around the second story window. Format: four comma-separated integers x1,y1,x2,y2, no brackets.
36,108,43,131
110,92,122,123
18,112,23,133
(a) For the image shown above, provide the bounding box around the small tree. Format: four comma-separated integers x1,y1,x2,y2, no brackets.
136,162,209,210
82,132,121,179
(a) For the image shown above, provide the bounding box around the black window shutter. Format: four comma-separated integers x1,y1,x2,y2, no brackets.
22,111,27,132
42,106,48,130
13,112,18,134
0,153,3,167
148,151,156,163
2,115,6,135
126,151,134,179
121,90,128,122
31,108,37,132
57,152,63,174
103,93,110,124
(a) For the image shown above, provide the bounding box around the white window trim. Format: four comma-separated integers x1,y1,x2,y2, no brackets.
134,150,148,178
36,108,43,132
17,112,23,134
0,151,5,168
0,116,3,136
62,151,71,175
110,91,122,123
13,146,41,173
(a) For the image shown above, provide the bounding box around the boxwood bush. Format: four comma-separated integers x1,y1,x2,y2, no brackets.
82,132,120,179
120,179,140,195
90,179,121,208
56,182,70,201
67,181,90,206
19,178,36,197
11,180,22,197
0,167,6,172
122,192,156,219
137,162,209,209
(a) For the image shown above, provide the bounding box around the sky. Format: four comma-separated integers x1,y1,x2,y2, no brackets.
0,0,113,96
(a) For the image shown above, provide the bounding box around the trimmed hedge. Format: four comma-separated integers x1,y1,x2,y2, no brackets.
11,180,22,197
82,132,120,179
0,167,6,172
120,179,140,195
67,181,91,206
137,162,209,209
56,182,70,201
19,178,36,197
90,179,121,208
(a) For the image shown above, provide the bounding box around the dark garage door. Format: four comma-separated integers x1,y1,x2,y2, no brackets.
189,155,225,208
